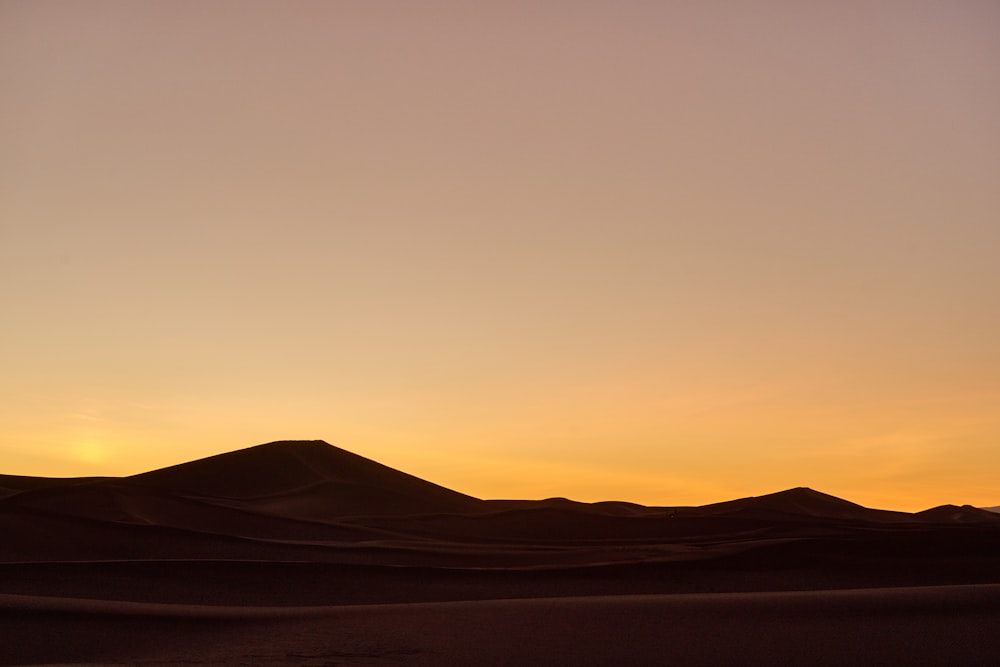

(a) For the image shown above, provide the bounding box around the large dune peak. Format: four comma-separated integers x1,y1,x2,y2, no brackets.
123,439,484,518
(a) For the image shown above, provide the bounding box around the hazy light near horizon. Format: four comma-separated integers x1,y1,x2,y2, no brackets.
2,1,998,511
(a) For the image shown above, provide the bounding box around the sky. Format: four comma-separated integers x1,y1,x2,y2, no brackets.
2,1,999,511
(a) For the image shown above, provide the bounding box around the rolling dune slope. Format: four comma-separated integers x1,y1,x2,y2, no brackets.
1,440,998,576
3,440,1000,664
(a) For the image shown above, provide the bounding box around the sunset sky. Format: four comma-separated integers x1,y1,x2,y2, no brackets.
3,1,998,511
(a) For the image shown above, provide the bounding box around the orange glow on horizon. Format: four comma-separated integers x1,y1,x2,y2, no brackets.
2,2,998,514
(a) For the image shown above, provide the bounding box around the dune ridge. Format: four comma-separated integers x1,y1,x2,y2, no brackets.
3,440,998,570
3,440,999,665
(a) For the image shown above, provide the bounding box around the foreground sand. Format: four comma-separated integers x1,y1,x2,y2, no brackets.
3,585,1000,665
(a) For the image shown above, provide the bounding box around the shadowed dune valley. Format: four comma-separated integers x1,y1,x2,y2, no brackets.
2,440,1000,665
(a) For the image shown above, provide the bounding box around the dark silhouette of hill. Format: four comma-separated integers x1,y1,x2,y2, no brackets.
126,439,486,518
1,439,998,581
485,497,660,516
686,487,913,523
0,441,488,562
916,504,1000,524
3,440,1000,667
0,474,110,500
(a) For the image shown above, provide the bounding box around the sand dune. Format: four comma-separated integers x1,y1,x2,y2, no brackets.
0,473,109,501
3,440,998,569
2,440,999,664
3,586,1000,666
686,486,915,523
916,504,1000,523
129,439,484,514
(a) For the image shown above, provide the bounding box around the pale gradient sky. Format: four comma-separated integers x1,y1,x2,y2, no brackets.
2,1,998,511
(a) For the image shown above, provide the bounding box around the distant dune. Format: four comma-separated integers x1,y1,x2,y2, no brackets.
2,440,999,665
916,504,1000,524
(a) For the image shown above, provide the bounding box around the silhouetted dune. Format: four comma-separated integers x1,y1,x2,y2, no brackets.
0,474,110,500
352,507,783,547
916,504,1000,524
3,440,1000,664
2,440,999,579
2,481,396,547
687,487,912,523
128,440,485,517
485,497,660,516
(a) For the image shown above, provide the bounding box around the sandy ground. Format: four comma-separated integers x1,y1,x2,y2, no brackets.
4,443,1000,665
3,585,1000,666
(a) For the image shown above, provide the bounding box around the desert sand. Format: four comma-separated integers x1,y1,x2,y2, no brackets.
2,440,999,665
